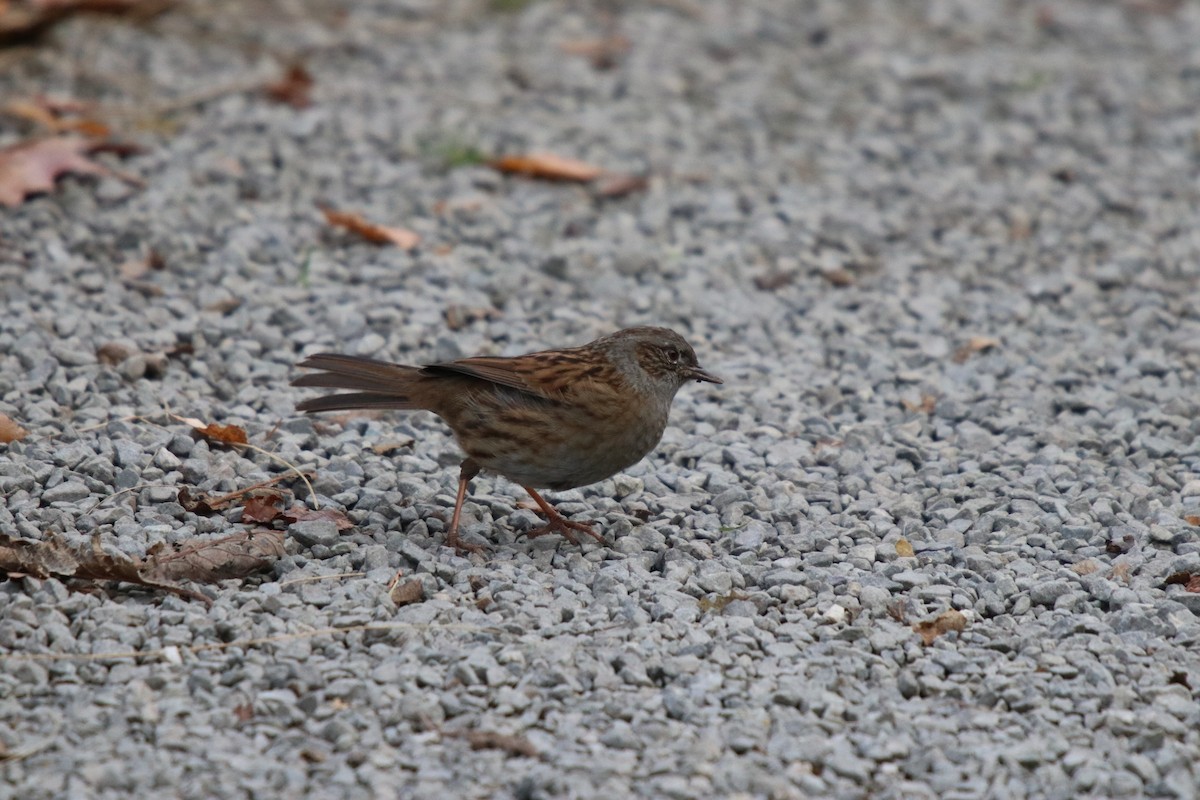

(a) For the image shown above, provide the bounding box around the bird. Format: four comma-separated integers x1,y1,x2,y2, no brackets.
291,326,721,552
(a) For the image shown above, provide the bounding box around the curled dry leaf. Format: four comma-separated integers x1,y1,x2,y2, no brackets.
241,494,284,524
490,152,604,182
0,136,113,207
198,422,248,446
913,609,968,646
282,505,353,531
0,532,211,604
320,206,420,249
894,538,915,558
4,97,110,137
264,63,314,109
0,0,170,46
0,412,28,443
371,439,415,455
952,336,1001,364
144,529,285,583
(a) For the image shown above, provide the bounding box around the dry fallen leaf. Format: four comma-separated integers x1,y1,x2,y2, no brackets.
4,97,110,136
198,422,248,446
490,152,604,182
0,0,169,46
1185,515,1200,526
0,136,114,207
0,413,27,443
1072,559,1100,576
0,532,212,604
264,63,314,109
320,206,420,249
952,336,1001,364
282,505,353,531
144,529,285,583
371,439,415,455
913,609,968,646
241,495,284,525
895,538,915,558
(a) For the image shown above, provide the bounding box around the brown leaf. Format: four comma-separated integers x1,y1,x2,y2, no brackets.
320,206,420,249
1185,515,1200,526
282,506,353,531
241,495,284,525
0,136,114,207
178,487,221,514
197,422,248,446
4,97,109,137
233,703,254,722
895,538,915,558
389,577,425,606
264,63,314,109
0,412,28,443
0,0,170,46
489,152,603,182
1072,559,1099,576
913,609,968,646
952,336,1001,364
143,529,285,583
371,439,414,455
1188,576,1200,593
0,532,211,603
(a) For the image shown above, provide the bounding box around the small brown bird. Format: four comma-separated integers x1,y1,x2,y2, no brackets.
292,326,721,552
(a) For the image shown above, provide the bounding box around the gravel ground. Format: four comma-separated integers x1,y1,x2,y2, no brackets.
3,1,1200,797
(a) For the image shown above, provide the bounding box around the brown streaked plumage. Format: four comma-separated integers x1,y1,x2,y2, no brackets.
292,326,721,552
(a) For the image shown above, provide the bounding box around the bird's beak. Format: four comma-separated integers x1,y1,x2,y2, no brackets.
688,366,723,384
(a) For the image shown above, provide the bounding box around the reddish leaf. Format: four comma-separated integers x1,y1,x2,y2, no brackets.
241,495,283,524
0,136,114,207
490,152,603,182
197,422,248,446
913,609,968,646
320,206,420,249
0,0,170,46
0,413,27,443
1187,575,1200,593
264,64,313,109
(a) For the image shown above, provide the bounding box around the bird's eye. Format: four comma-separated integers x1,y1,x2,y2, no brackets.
665,348,681,363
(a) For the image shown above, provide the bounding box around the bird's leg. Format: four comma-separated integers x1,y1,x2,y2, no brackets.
522,486,606,545
445,459,484,553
